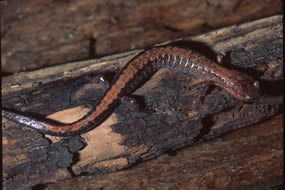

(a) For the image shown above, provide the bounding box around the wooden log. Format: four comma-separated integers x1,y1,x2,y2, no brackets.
2,15,283,190
46,114,283,190
1,0,282,73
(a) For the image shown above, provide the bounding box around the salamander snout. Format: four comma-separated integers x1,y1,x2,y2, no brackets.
253,81,260,88
244,80,260,102
245,95,257,102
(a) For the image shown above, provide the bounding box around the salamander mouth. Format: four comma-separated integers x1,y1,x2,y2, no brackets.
244,93,260,102
245,95,256,102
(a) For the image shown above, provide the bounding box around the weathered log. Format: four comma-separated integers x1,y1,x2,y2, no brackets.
1,0,282,73
2,15,283,189
46,114,283,190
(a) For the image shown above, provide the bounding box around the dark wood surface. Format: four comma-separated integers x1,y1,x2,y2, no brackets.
46,114,283,190
2,15,283,190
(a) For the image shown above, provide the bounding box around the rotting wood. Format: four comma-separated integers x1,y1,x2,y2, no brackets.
46,114,283,190
2,15,283,190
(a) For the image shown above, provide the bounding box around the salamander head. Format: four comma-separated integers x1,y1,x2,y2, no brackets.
229,73,260,102
243,80,260,102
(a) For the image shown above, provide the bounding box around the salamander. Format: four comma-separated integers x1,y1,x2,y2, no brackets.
2,46,260,137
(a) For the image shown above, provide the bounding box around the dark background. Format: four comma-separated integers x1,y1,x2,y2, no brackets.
1,0,282,74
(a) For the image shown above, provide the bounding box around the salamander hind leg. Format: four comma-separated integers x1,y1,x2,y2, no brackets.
120,95,154,114
84,73,114,91
94,74,112,90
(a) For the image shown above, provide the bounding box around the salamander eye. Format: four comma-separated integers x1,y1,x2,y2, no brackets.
253,81,259,89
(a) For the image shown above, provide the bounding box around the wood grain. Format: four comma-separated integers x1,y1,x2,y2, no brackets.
1,0,282,73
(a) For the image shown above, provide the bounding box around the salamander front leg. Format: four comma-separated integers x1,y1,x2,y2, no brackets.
216,52,226,64
194,81,214,104
83,73,114,91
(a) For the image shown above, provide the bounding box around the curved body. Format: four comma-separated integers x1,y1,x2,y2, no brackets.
2,46,260,137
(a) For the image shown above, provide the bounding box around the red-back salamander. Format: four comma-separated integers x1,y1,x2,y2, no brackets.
2,46,260,137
